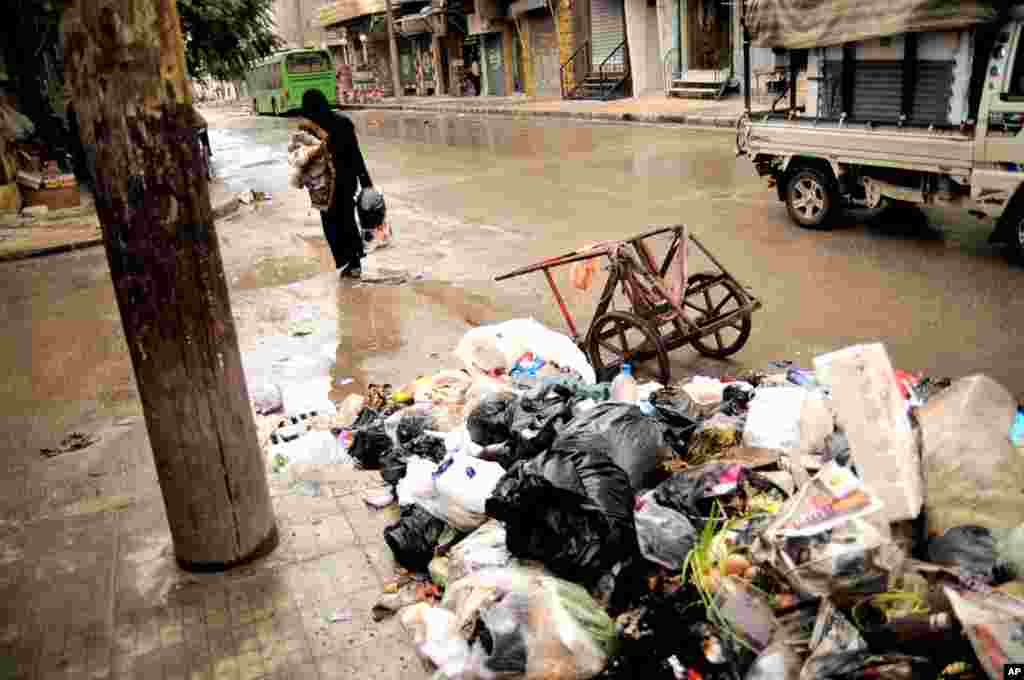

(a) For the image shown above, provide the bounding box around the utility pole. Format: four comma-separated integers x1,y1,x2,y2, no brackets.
296,0,304,46
62,0,278,571
385,0,403,99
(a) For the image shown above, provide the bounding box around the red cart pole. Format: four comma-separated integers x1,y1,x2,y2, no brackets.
544,269,580,341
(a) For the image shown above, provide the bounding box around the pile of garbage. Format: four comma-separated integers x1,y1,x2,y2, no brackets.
253,319,1024,680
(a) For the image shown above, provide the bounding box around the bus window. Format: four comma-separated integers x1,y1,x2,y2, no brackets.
287,52,329,74
271,63,281,89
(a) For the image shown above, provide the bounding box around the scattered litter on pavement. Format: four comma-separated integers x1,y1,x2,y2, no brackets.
41,431,99,457
364,489,397,509
251,382,283,414
289,320,316,336
250,321,1024,680
325,608,353,623
290,479,322,497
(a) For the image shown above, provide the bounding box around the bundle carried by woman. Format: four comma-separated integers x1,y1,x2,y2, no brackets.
287,120,335,211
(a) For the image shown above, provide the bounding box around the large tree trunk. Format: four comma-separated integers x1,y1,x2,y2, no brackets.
62,0,278,571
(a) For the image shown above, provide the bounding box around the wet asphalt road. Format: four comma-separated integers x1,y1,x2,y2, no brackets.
215,109,1024,392
4,108,1024,451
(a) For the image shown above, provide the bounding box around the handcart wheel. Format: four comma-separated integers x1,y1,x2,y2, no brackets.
587,311,671,385
686,273,753,359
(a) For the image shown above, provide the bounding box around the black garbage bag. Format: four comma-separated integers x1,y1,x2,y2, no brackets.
652,463,788,531
349,424,393,469
554,403,666,490
595,591,737,680
466,392,518,446
927,525,1014,585
507,382,578,460
379,448,410,485
651,402,698,456
383,505,448,572
485,446,636,587
403,433,447,463
721,382,755,416
396,410,439,447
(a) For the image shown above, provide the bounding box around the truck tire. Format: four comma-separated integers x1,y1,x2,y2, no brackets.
1003,205,1024,265
785,167,838,230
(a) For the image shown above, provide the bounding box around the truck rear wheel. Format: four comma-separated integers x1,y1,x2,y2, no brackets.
785,167,838,230
1006,208,1024,265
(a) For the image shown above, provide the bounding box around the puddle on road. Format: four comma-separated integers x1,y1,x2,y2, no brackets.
241,273,508,407
329,278,504,401
232,254,328,291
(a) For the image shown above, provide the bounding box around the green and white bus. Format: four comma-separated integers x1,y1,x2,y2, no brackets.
247,49,337,115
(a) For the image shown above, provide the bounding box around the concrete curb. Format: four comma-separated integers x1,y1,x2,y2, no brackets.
0,195,244,264
0,236,106,263
340,102,743,128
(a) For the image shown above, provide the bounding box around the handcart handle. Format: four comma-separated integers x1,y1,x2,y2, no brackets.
493,225,685,282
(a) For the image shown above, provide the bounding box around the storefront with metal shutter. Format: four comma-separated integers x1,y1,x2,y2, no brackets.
484,33,507,95
806,31,973,125
590,0,626,70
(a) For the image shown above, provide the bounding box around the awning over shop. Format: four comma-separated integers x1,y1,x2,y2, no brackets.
745,0,1004,49
508,0,547,17
396,15,432,34
318,0,429,28
395,7,449,36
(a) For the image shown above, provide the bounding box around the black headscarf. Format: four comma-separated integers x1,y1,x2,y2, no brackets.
300,88,373,191
302,89,334,130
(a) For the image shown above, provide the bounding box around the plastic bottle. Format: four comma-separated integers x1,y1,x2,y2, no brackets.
611,363,639,403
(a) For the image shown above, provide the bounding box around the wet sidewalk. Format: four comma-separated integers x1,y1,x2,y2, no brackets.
343,92,760,128
0,182,244,263
1,415,429,680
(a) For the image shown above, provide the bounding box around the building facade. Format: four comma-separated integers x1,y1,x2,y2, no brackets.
274,0,330,48
318,0,480,98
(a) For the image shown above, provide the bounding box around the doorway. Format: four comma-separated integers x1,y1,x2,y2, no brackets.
687,0,731,73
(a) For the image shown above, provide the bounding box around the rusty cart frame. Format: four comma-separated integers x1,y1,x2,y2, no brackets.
494,225,762,384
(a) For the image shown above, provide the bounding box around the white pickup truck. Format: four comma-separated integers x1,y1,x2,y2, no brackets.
737,5,1024,262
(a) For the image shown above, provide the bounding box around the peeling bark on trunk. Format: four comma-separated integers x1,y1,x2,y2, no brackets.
62,0,278,571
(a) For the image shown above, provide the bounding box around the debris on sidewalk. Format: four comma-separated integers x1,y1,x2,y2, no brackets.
252,323,1024,680
41,431,99,458
325,608,353,623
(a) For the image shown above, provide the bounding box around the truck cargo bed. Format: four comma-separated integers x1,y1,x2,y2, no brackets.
743,117,976,174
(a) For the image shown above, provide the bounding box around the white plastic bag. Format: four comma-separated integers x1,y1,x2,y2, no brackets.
401,603,472,678
444,427,485,458
743,387,807,451
397,457,439,506
455,319,596,385
269,430,349,465
438,567,617,680
281,376,337,416
447,521,515,583
434,453,506,515
682,376,726,412
396,455,493,531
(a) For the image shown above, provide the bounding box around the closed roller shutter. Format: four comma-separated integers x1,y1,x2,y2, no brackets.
822,59,954,124
591,0,625,70
911,62,955,125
